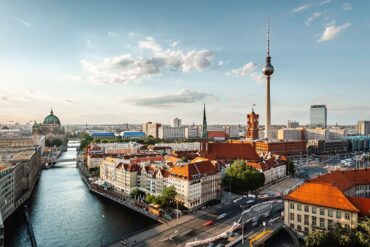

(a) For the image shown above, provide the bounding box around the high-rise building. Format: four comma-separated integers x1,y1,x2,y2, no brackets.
287,120,299,128
247,108,259,140
357,121,370,136
310,105,327,128
262,19,274,139
171,118,182,128
142,122,161,138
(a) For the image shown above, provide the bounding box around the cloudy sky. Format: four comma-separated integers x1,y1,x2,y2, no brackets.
0,0,369,125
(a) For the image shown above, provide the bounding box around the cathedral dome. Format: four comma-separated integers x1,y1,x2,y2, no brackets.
43,110,61,125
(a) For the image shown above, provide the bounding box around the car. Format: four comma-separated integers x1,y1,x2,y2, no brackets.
217,213,227,220
227,232,239,242
251,220,260,227
203,220,215,227
246,199,255,204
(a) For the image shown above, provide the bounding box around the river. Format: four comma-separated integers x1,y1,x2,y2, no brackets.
4,146,157,247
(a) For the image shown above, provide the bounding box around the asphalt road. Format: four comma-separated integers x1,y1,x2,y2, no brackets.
124,197,281,247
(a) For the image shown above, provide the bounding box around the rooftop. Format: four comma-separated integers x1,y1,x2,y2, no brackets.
12,150,36,161
284,182,359,212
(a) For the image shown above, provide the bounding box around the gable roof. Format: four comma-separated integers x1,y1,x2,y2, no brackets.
170,159,218,180
348,197,370,217
284,182,359,212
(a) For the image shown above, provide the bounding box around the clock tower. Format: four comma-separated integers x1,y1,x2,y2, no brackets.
247,107,259,140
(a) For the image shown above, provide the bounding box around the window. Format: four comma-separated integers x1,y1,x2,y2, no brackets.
320,218,325,229
344,224,350,232
312,207,317,214
297,215,302,222
320,208,324,216
328,220,333,230
328,210,333,217
304,227,309,233
297,204,302,211
290,213,295,221
336,211,342,219
312,216,317,227
304,205,309,213
290,223,294,229
345,213,350,220
290,202,294,209
304,215,309,225
297,225,302,231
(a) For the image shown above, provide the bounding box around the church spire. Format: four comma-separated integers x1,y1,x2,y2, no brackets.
50,108,54,115
202,103,208,139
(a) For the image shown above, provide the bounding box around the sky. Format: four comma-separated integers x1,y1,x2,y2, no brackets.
0,0,369,125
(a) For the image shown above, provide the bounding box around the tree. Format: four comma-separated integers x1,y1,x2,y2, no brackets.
161,185,177,208
131,189,145,199
304,218,370,247
223,160,265,194
287,160,296,175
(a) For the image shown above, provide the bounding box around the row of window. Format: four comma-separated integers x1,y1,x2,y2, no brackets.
290,202,350,220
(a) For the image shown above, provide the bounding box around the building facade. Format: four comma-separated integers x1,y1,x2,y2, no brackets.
171,118,182,128
142,122,161,138
247,110,259,140
284,169,370,235
357,121,370,136
158,126,186,140
310,105,327,128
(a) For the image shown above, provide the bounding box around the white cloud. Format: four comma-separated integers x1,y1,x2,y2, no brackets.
170,40,179,47
15,17,31,27
342,3,353,11
293,3,314,12
318,0,332,5
228,62,258,77
227,62,264,84
81,37,214,84
305,11,326,26
317,23,351,42
128,89,212,107
129,32,137,37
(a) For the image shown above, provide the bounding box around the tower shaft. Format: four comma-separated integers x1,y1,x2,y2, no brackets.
265,75,271,139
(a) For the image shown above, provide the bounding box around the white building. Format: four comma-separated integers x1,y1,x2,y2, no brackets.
185,126,199,139
328,127,348,140
357,121,370,136
171,118,182,128
158,126,186,140
306,128,329,141
0,163,15,221
246,158,287,184
155,142,201,151
278,128,304,141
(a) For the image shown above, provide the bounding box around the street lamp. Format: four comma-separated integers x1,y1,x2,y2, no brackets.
240,205,246,243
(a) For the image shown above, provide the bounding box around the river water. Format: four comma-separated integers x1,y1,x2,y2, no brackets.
4,146,157,247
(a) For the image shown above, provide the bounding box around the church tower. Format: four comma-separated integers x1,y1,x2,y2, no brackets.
247,106,259,140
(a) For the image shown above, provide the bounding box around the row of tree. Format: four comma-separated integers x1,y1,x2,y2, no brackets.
304,218,370,247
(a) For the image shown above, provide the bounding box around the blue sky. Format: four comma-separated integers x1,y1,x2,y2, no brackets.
0,0,369,125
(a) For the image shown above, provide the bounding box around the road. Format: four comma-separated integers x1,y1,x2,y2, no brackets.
119,197,282,247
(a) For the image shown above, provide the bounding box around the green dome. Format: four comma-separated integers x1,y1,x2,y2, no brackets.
43,110,61,125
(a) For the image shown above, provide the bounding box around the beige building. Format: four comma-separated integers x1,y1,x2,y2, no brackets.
100,157,140,194
142,122,161,138
284,169,370,235
277,128,304,141
0,163,15,222
158,126,186,140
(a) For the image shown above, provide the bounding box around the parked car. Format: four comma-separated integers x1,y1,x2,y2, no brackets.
203,220,215,227
217,213,227,220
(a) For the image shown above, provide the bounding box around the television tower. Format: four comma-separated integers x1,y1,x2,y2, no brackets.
262,18,274,139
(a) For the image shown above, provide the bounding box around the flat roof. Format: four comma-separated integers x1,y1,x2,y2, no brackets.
12,150,36,160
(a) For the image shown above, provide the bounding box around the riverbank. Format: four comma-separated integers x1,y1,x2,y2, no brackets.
77,162,163,222
5,146,157,247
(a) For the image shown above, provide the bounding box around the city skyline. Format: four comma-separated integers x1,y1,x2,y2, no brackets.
1,0,370,125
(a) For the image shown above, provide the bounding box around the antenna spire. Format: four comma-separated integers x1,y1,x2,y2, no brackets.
267,17,270,57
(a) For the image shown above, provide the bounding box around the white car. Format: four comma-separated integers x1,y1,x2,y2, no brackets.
217,213,227,220
246,199,255,204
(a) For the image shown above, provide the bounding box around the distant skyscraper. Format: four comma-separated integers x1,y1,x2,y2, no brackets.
202,104,208,139
310,105,327,128
262,19,274,139
247,107,259,140
357,121,370,136
171,118,181,128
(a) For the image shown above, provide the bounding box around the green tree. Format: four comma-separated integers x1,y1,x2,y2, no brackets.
304,218,370,247
223,160,265,194
80,133,93,150
160,186,177,208
287,160,295,175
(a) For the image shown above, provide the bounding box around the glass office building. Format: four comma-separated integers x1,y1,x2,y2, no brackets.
310,105,327,128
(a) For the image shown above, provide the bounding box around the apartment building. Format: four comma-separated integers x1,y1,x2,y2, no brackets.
284,169,370,235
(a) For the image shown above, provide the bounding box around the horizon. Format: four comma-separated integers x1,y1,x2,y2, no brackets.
1,0,369,125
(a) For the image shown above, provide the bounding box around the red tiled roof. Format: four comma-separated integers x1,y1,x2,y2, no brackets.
348,197,370,217
310,169,370,192
284,182,359,212
170,159,218,180
204,142,260,160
